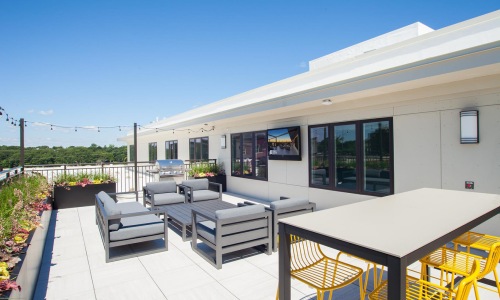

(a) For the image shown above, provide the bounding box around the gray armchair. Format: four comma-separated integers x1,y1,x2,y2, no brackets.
241,196,316,252
95,191,168,262
179,178,222,202
269,197,316,251
191,204,272,269
143,181,186,209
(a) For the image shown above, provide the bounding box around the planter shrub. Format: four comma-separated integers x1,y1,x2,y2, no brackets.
52,172,116,209
0,173,51,297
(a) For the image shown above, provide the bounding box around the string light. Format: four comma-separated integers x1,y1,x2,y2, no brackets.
0,106,214,135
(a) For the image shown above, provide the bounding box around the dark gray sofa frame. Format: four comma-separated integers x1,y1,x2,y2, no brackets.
95,192,168,262
191,207,272,269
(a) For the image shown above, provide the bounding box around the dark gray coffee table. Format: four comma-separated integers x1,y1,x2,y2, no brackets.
167,200,237,241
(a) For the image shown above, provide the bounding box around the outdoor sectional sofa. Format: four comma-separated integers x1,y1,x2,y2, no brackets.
191,204,272,269
95,191,168,262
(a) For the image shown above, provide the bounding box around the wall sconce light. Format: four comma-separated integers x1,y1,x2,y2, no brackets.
322,99,332,105
221,135,226,149
460,110,479,144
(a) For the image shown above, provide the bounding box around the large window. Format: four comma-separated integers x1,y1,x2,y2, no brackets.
148,142,157,162
231,131,267,180
165,140,178,159
189,137,209,161
309,118,393,195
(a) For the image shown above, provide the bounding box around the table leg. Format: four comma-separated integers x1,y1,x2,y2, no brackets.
387,256,406,299
278,223,291,300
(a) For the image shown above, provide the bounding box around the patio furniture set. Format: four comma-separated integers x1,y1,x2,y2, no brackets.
95,178,316,269
96,183,500,298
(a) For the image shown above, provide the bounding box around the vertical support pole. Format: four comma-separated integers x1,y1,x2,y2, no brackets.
387,256,406,299
134,123,138,202
20,118,25,169
278,223,291,300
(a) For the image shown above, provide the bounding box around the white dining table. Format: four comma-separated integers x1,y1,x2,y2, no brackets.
278,188,500,299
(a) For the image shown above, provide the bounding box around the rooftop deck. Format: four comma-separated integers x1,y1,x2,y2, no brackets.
32,193,499,300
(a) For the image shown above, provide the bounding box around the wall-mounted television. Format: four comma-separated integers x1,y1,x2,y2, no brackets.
267,126,302,161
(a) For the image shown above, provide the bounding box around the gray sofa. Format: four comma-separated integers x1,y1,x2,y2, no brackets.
143,181,186,209
180,178,222,202
191,204,272,269
95,191,168,262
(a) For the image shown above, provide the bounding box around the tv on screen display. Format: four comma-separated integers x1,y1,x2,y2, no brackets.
267,126,301,161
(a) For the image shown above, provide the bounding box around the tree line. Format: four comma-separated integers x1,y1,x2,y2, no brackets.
0,144,127,168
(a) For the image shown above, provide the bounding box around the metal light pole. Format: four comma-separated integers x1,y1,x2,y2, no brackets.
20,118,25,170
134,122,138,202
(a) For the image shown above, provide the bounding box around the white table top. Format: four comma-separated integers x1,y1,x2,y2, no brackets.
280,188,500,258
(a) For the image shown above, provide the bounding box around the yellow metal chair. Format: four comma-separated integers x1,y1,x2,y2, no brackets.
277,235,366,300
336,251,385,296
419,242,500,299
453,231,500,253
368,259,480,300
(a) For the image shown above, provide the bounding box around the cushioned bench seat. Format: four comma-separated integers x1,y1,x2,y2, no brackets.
108,202,165,242
96,191,168,262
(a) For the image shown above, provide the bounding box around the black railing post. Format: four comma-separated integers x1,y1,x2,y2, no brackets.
20,118,25,168
134,123,138,202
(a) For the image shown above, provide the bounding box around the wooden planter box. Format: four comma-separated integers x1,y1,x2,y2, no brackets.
53,183,116,209
194,175,227,192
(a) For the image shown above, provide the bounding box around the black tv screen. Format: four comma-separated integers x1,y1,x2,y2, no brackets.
267,126,301,161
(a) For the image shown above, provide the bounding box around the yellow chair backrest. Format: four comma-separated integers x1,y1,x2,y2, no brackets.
289,235,324,271
481,242,500,277
455,259,480,300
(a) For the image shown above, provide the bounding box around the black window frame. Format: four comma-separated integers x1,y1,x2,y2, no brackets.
231,131,268,181
189,136,209,161
308,117,394,196
165,140,178,159
148,142,157,162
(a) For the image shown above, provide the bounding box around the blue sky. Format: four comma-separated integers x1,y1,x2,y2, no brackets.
1,1,498,147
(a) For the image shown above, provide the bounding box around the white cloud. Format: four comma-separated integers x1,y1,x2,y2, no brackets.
39,109,54,115
28,109,34,113
299,61,308,68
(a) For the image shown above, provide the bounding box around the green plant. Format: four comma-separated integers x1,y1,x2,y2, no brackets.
188,162,225,177
53,172,115,187
0,173,51,295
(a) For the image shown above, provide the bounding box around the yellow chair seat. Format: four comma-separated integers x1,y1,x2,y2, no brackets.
291,256,363,291
369,260,480,300
277,235,366,300
453,231,500,252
